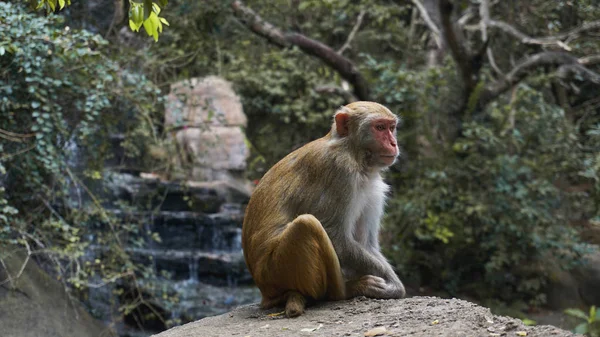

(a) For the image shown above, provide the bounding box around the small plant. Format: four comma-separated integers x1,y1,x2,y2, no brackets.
565,306,600,337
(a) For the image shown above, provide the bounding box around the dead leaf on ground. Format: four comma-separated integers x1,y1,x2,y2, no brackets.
364,326,387,336
266,311,285,317
300,323,324,332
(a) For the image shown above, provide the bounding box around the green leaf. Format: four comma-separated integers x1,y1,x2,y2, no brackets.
0,46,5,56
58,0,65,9
565,308,589,320
159,17,169,26
129,20,139,32
142,15,156,37
574,323,589,334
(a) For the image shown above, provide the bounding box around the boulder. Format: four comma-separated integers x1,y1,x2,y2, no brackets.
545,251,600,310
0,248,110,337
151,297,575,337
166,76,246,128
175,126,249,179
164,76,250,185
573,252,600,306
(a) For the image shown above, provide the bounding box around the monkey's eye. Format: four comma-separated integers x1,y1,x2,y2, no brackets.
375,125,385,131
390,125,396,132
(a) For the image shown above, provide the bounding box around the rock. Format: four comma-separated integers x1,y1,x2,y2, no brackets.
545,264,586,310
103,171,250,213
174,126,249,180
573,252,600,306
165,76,251,185
151,297,576,337
0,248,109,337
165,76,246,128
545,251,600,310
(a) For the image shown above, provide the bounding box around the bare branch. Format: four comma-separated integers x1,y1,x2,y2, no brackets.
557,64,600,83
480,52,600,107
488,20,600,51
231,1,371,100
410,0,442,48
231,1,288,47
438,0,475,93
338,9,366,55
579,55,600,65
479,0,503,77
0,241,31,288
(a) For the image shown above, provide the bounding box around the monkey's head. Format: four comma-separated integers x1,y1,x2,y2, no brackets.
332,101,400,168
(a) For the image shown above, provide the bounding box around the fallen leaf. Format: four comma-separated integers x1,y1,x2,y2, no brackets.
516,332,527,336
364,326,387,336
260,324,269,329
432,319,439,325
267,311,285,317
300,323,323,332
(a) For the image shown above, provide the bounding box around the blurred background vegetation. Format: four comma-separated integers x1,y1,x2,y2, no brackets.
1,0,599,335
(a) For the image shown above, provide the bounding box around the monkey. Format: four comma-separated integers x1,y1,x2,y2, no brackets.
242,101,406,318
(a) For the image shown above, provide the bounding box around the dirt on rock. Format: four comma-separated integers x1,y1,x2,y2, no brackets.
152,296,575,337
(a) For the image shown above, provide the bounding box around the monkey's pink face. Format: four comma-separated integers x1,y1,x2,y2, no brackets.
370,118,399,166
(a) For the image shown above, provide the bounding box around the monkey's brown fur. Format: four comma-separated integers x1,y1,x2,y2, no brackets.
243,101,405,318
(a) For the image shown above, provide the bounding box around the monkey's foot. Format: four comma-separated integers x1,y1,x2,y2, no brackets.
285,291,306,318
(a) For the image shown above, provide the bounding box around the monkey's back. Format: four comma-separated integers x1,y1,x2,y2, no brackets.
242,135,356,274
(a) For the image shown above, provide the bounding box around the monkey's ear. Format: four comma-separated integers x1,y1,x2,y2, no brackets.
335,112,349,137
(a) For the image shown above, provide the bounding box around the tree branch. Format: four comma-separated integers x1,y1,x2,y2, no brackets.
231,1,288,47
480,52,600,107
479,0,503,77
338,9,366,55
439,0,476,98
579,55,600,65
488,20,600,51
231,0,371,100
410,0,442,48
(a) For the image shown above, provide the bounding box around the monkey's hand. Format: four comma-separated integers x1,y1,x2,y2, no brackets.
346,275,404,299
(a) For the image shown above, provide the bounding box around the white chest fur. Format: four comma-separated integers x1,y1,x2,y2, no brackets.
347,174,389,245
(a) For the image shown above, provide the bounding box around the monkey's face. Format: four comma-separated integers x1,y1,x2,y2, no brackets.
369,118,399,167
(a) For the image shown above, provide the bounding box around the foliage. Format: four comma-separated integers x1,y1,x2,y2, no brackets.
129,1,170,42
0,0,170,326
5,0,600,328
376,60,597,305
565,306,600,337
228,48,346,173
28,0,170,41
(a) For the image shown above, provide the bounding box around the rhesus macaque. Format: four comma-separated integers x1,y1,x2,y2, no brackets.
242,101,405,318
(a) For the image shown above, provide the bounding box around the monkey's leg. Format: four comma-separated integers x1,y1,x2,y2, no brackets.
271,214,345,317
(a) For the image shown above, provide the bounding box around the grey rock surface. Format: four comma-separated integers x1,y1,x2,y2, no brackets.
152,296,575,337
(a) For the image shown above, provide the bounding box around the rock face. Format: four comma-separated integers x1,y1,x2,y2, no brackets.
151,297,575,337
90,170,260,334
165,76,250,193
545,251,600,310
0,249,109,337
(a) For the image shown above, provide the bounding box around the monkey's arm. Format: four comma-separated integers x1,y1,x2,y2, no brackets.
334,236,405,299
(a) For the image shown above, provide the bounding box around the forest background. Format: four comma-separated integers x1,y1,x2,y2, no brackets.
1,0,600,335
